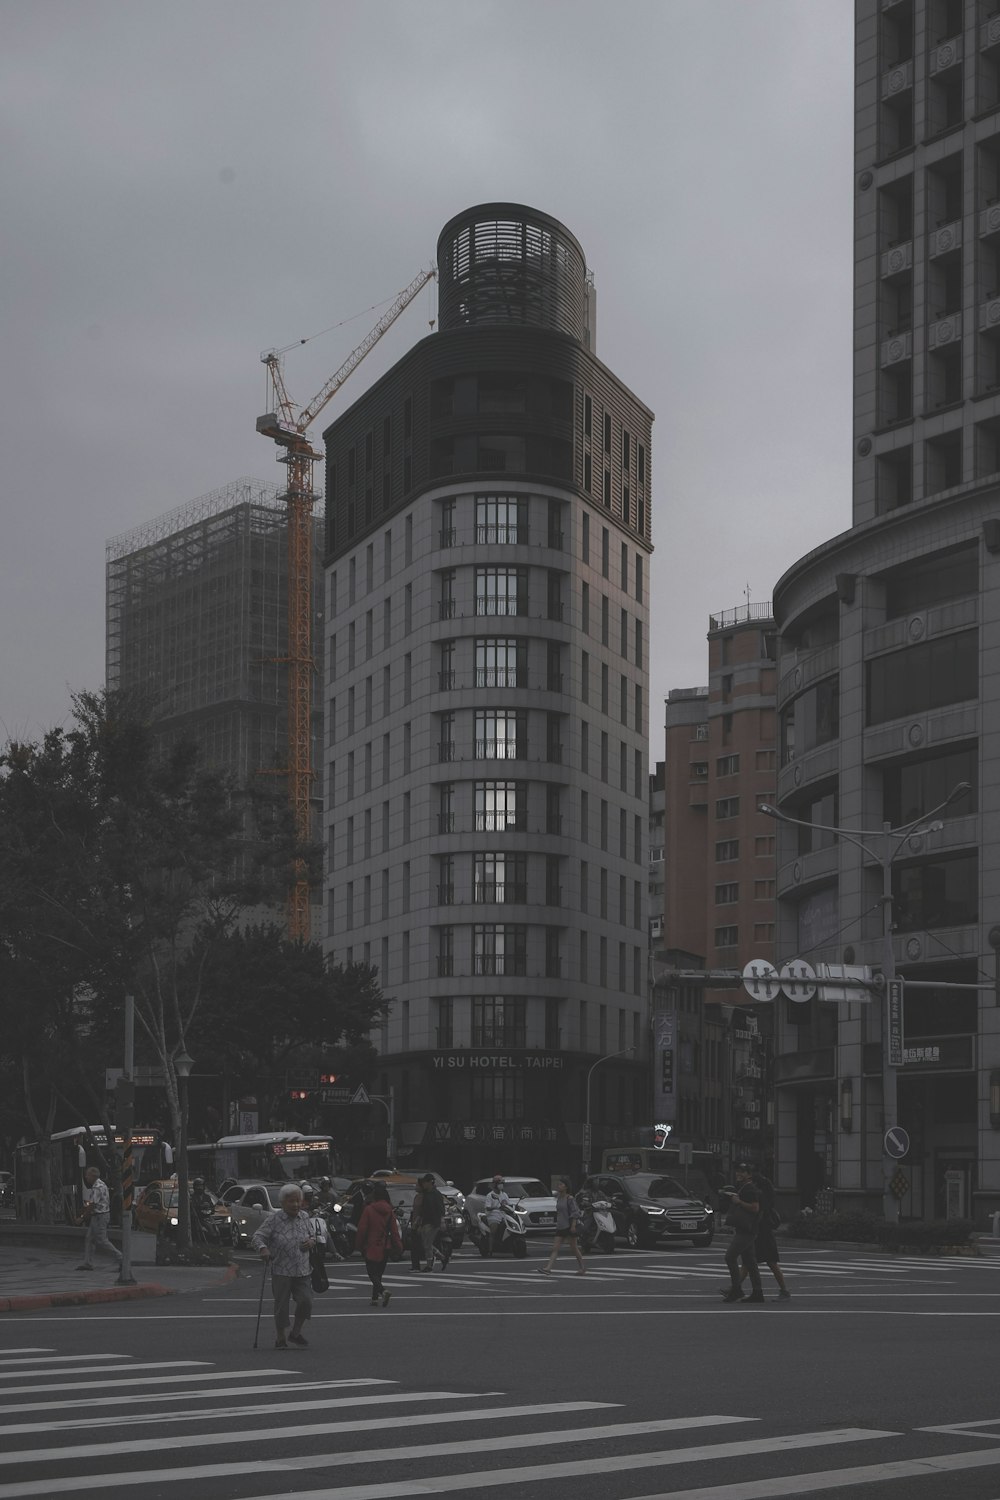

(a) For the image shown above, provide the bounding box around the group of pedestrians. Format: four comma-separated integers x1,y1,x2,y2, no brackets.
720,1161,790,1305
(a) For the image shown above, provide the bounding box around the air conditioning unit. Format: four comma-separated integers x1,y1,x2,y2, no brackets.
980,299,1000,332
881,59,913,98
929,222,961,259
650,917,663,939
880,330,912,366
929,36,962,75
881,241,912,278
928,314,961,349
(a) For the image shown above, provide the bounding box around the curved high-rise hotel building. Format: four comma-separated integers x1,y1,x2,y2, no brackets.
322,206,652,1180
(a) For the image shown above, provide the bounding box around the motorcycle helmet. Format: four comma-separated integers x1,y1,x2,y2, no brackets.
318,1177,332,1190
192,1177,205,1190
300,1181,315,1198
492,1173,504,1185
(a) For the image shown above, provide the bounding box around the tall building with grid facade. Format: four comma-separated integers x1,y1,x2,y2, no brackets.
106,478,325,911
322,205,652,1182
770,1,1000,1221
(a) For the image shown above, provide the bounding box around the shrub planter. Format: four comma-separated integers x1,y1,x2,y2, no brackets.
785,1211,980,1254
154,1242,233,1268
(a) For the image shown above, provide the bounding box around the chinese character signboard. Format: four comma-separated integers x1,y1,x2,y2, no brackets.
653,1010,676,1123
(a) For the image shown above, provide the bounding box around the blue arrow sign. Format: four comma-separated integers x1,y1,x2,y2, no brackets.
884,1126,910,1160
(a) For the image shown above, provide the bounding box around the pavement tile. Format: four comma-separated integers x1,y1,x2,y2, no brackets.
0,1239,239,1312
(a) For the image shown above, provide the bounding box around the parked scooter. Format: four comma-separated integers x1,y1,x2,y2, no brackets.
325,1198,357,1260
577,1189,616,1254
467,1198,528,1259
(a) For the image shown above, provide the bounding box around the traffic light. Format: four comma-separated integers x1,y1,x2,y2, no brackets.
289,1089,310,1101
319,1073,339,1085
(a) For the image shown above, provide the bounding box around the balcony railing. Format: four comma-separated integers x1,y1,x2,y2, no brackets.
438,742,456,762
437,813,455,834
438,670,456,691
473,955,527,977
438,599,456,619
475,811,527,832
477,524,525,544
475,596,523,616
473,882,527,904
476,668,524,688
473,1027,526,1048
439,528,456,548
436,885,454,905
436,955,454,977
475,739,525,759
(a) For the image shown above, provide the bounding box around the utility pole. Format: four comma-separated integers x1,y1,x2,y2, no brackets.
115,994,137,1285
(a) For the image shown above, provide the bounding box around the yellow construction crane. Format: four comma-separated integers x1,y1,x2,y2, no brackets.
258,265,437,940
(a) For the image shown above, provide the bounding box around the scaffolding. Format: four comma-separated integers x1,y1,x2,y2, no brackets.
105,475,323,808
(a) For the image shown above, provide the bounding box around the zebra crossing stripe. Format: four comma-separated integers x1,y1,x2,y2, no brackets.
5,1386,506,1436
0,1413,755,1496
0,1378,392,1417
0,1369,296,1399
0,1400,616,1470
0,1361,208,1384
0,1356,125,1368
626,1442,1000,1498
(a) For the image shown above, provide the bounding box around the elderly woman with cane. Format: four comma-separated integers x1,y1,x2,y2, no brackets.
251,1182,316,1348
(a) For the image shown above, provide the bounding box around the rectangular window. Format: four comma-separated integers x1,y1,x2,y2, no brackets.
716,839,740,861
601,663,609,715
602,595,609,645
753,922,775,942
603,469,611,508
715,882,739,904
474,925,527,977
581,790,589,844
754,879,775,899
600,799,608,851
755,749,776,771
600,731,609,782
472,995,527,1048
714,925,739,947
634,748,642,797
604,410,612,454
635,554,643,603
580,860,589,912
620,675,628,726
475,780,524,832
754,834,775,857
600,867,608,919
620,608,628,659
620,740,628,793
635,684,642,734
634,619,642,668
717,754,740,776
476,637,525,688
867,632,978,725
476,494,525,545
470,1073,525,1122
602,528,610,578
581,720,589,774
584,393,592,437
582,581,590,634
892,853,978,932
621,542,628,593
474,851,527,904
383,597,391,650
716,797,740,819
582,511,590,563
581,650,590,705
476,566,527,616
619,806,627,857
883,745,976,826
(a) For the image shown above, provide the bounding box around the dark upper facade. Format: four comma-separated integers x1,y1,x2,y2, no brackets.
323,204,653,565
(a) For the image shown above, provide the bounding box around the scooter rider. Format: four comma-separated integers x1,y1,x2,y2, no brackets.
191,1178,217,1241
484,1174,512,1253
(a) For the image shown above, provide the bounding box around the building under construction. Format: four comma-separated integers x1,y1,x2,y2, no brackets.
105,477,324,910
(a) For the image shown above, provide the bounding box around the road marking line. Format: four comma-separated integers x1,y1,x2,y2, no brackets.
0,1400,616,1469
0,1360,209,1384
0,1369,297,1397
198,1426,897,1500
4,1387,504,1435
626,1442,1000,1498
0,1415,757,1495
0,1355,130,1367
0,1378,393,1416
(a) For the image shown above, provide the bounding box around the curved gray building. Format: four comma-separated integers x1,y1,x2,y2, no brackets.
321,205,652,1181
771,3,1000,1223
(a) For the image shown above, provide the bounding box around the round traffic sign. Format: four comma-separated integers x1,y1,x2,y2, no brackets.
780,959,817,1003
884,1126,910,1160
742,960,780,1002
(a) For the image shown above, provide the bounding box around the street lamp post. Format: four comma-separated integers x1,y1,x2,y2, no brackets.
583,1046,635,1180
174,1048,194,1252
760,783,969,1224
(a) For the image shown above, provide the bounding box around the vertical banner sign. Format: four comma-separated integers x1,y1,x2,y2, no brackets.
887,979,905,1068
653,1009,677,1123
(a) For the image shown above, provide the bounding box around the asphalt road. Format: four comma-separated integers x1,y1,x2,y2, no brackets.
1,1238,998,1500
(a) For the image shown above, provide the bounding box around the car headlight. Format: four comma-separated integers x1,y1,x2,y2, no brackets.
704,1207,714,1216
645,1206,666,1216
169,1217,179,1226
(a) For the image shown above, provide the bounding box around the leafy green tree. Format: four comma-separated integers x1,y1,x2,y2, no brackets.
190,925,387,1124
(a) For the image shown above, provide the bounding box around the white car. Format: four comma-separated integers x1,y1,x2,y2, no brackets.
465,1176,558,1234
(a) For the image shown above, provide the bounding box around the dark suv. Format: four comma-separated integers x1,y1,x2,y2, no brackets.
581,1172,714,1248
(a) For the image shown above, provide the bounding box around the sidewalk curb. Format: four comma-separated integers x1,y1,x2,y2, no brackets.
0,1258,240,1313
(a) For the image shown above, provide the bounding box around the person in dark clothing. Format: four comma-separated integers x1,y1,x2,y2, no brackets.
720,1162,765,1304
355,1181,402,1307
742,1168,790,1301
411,1174,445,1271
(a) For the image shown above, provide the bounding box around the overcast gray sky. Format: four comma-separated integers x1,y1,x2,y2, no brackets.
1,0,854,752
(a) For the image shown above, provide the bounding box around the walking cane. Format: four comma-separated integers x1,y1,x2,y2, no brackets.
252,1257,269,1351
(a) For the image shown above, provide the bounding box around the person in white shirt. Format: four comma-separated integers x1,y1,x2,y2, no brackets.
77,1167,123,1271
483,1174,511,1252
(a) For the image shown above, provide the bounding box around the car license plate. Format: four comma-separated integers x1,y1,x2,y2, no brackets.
680,1220,698,1231
538,1214,554,1224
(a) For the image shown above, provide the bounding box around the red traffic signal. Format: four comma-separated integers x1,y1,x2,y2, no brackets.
319,1073,339,1085
289,1089,310,1101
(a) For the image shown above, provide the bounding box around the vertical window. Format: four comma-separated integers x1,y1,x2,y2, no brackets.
602,528,610,578
635,619,642,668
635,554,643,603
620,608,628,659
582,582,590,635
581,650,590,705
621,543,628,593
601,595,609,645
582,511,590,563
601,663,609,715
581,720,589,774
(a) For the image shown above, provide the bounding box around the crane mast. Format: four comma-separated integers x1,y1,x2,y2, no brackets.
257,266,436,940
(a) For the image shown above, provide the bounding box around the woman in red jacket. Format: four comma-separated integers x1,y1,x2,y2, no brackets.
355,1181,402,1307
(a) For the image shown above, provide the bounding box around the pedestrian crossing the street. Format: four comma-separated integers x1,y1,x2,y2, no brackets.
3,1345,1000,1499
